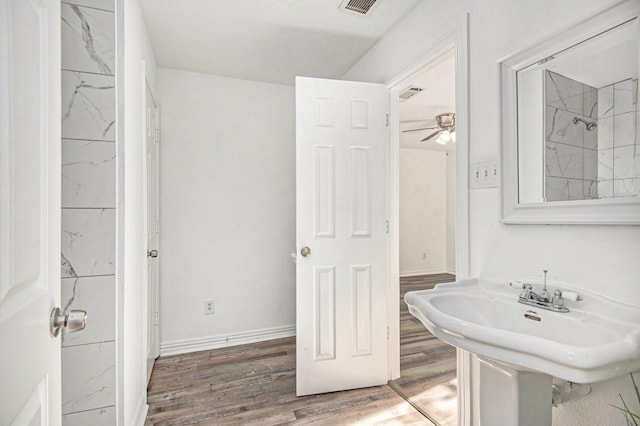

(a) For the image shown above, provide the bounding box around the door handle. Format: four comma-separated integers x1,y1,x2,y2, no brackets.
300,246,311,257
148,249,158,258
50,307,87,337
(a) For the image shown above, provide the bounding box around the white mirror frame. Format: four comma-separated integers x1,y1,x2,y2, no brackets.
500,0,640,225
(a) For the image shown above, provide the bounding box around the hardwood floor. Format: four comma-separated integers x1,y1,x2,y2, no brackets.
145,273,456,425
390,273,457,426
145,337,433,425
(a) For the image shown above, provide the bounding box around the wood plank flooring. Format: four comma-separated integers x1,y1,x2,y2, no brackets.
390,273,457,426
145,273,456,425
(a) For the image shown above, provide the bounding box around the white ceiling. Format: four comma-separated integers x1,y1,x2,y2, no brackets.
139,0,421,86
398,49,456,151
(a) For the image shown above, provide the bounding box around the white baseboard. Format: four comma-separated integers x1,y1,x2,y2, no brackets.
160,324,296,356
131,393,148,426
399,269,449,278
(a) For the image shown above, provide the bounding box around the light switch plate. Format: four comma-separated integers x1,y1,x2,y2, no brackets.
471,160,499,189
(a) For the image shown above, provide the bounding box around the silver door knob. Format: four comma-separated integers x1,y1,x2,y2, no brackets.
50,307,87,337
148,249,158,258
300,246,311,257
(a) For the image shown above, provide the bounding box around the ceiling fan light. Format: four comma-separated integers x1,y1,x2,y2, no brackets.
436,130,451,144
451,131,456,143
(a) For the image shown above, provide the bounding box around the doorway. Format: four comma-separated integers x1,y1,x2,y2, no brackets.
388,46,461,426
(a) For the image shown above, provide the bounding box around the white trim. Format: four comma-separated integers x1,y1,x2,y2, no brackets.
500,0,640,225
160,325,296,356
399,269,453,278
130,392,149,426
386,14,471,424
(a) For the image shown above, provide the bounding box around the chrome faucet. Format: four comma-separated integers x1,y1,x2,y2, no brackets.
512,270,577,313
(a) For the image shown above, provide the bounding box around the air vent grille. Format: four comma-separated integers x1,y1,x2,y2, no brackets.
339,0,379,16
399,86,423,101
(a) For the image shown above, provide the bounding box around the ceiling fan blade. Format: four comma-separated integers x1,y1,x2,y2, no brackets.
402,126,440,133
421,130,441,142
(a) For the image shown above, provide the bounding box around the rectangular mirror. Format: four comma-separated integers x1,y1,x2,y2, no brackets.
501,1,640,224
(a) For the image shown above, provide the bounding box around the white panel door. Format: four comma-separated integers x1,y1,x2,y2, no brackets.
0,0,62,424
146,81,160,383
296,77,388,396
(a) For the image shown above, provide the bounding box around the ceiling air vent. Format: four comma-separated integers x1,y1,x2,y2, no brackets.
339,0,380,17
399,86,423,101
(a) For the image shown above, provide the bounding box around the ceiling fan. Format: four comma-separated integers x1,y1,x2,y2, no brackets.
402,113,456,144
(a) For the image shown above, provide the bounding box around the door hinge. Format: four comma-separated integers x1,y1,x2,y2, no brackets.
155,312,159,325
387,326,390,340
385,113,390,127
155,128,160,143
386,220,390,234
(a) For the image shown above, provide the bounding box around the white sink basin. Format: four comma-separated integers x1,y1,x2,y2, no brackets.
405,278,640,383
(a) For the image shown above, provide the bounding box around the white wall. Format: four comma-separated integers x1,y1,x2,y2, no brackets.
157,68,296,351
344,0,640,424
445,151,456,273
120,0,157,423
399,149,447,275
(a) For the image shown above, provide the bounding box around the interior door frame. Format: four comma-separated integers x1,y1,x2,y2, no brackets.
385,14,471,425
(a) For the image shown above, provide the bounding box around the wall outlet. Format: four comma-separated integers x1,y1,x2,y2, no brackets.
204,299,215,315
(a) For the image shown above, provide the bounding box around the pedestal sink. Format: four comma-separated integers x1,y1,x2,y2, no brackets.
405,279,640,425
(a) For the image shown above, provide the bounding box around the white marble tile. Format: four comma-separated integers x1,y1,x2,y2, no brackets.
614,146,635,179
62,140,115,208
583,85,598,119
62,341,115,414
614,111,636,147
62,4,114,75
598,84,614,118
62,71,115,141
62,0,114,12
545,177,584,201
546,107,583,147
598,180,614,198
634,79,638,112
61,209,115,278
614,79,634,115
614,178,638,197
583,180,598,199
546,142,583,179
61,276,114,347
583,149,597,181
62,406,115,426
545,71,583,115
598,148,614,181
584,122,597,150
597,116,614,150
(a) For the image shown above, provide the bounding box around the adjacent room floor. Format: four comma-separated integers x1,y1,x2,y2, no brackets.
145,273,456,425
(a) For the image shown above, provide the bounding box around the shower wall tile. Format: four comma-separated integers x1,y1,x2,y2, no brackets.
598,85,614,118
614,178,637,197
598,180,614,198
546,107,583,147
62,342,115,415
62,4,114,75
546,142,584,179
614,79,634,115
61,276,115,347
598,116,614,150
62,406,116,426
62,0,114,12
583,149,597,180
583,86,598,119
545,177,583,201
583,180,598,199
614,112,635,147
614,146,636,179
546,71,583,115
61,209,115,278
62,139,115,208
598,149,614,181
584,124,597,149
62,70,115,141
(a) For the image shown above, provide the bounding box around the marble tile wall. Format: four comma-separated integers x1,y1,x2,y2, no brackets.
597,78,639,198
60,0,116,424
545,71,599,201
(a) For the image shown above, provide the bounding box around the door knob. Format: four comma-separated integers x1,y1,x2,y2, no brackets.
300,246,311,257
50,307,87,337
148,249,158,258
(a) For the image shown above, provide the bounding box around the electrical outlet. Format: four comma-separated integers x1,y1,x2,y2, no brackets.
204,300,215,315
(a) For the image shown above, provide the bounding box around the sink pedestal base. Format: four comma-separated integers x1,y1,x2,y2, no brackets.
478,356,552,426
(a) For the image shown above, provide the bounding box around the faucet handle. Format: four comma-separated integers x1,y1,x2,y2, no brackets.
552,290,564,309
